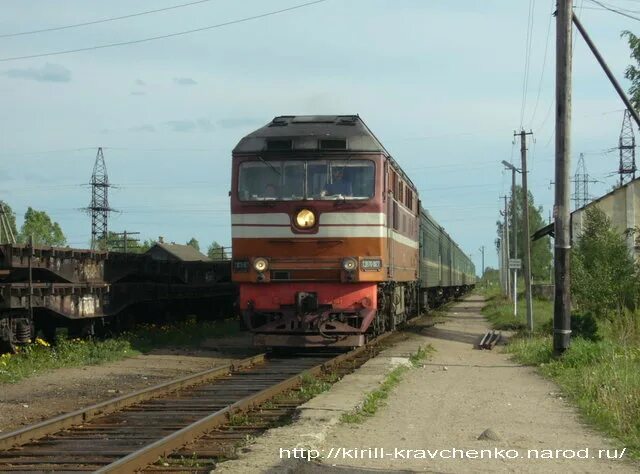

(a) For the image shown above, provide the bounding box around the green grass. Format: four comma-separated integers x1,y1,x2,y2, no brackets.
126,318,239,352
0,318,240,384
481,291,553,332
506,336,640,459
482,294,640,459
340,345,433,423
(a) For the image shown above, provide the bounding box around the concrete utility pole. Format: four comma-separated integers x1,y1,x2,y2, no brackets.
500,195,511,299
479,245,485,285
496,237,503,293
554,0,573,355
514,131,534,332
502,160,521,317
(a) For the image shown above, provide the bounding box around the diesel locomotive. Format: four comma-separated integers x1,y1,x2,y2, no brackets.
230,115,475,347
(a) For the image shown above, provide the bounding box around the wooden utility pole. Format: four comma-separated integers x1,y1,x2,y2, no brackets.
110,231,140,254
554,0,572,355
571,14,640,129
515,130,534,332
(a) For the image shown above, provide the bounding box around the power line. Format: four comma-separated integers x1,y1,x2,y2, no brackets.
0,0,329,62
0,0,216,38
529,0,554,126
587,0,640,20
535,0,583,134
581,5,640,14
519,0,537,129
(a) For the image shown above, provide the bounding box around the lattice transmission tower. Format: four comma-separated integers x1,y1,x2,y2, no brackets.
619,109,636,186
86,148,114,250
0,201,16,244
572,153,596,210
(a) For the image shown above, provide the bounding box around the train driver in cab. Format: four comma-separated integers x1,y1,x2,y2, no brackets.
322,167,352,197
263,183,278,199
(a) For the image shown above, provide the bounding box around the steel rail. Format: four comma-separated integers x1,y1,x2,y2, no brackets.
97,334,392,473
0,353,266,451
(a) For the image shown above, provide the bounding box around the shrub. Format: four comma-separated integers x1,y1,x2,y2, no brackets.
540,312,600,341
572,207,640,342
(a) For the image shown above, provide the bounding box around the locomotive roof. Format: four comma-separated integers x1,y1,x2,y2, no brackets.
233,114,417,192
232,115,390,154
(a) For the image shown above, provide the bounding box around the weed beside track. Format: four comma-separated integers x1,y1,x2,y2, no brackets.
0,318,240,384
481,290,640,459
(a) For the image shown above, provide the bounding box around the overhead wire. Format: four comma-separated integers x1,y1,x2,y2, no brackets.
529,0,555,127
538,0,584,148
586,0,640,20
0,0,216,38
519,0,537,129
581,6,640,14
0,0,329,62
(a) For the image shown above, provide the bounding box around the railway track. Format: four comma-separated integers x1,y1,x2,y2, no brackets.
0,334,394,472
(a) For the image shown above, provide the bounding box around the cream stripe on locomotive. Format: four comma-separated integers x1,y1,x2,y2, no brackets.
232,226,418,248
389,229,419,249
231,213,386,226
232,220,418,250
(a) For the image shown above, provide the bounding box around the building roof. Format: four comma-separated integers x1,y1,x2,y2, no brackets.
232,115,390,154
147,243,210,262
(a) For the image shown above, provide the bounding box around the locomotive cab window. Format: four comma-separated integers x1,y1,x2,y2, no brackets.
238,159,374,201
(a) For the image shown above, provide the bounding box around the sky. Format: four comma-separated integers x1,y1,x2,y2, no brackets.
0,0,638,273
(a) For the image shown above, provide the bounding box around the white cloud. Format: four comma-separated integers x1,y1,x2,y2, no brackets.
173,77,197,86
5,63,71,83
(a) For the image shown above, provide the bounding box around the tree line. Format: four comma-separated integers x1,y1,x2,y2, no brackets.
495,185,553,282
0,200,226,258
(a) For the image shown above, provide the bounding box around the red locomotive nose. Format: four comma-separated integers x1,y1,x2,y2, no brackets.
230,115,476,348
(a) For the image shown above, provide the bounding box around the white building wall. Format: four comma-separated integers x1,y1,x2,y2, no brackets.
571,178,640,259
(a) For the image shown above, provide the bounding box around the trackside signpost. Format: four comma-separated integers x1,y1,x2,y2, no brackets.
508,259,521,317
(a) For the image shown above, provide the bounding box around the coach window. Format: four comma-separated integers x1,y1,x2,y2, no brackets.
406,189,413,211
393,202,399,231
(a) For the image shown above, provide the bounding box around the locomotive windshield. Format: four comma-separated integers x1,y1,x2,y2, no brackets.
238,159,375,201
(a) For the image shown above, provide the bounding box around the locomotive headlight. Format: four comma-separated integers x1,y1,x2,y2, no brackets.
295,209,316,229
342,257,357,272
253,257,269,272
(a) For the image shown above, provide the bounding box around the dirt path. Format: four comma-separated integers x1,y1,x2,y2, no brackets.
319,295,637,473
0,340,253,434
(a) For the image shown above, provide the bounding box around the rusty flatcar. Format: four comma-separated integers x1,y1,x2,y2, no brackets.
0,243,234,352
231,115,474,348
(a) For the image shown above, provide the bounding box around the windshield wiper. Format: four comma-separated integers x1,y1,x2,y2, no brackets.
257,155,280,176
